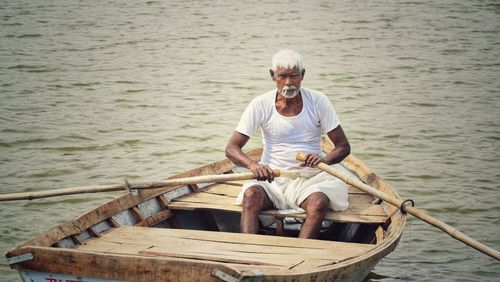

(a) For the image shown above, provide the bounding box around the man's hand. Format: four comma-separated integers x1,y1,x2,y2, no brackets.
301,153,324,167
248,162,275,182
225,132,275,183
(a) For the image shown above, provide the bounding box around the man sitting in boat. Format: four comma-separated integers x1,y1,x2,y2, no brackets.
225,49,351,239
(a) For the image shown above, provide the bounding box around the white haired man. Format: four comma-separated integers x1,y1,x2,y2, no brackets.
225,49,351,239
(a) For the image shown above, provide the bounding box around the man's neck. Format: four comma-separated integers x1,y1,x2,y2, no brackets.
275,92,303,116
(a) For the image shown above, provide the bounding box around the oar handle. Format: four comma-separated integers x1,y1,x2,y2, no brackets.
132,169,282,189
296,153,500,261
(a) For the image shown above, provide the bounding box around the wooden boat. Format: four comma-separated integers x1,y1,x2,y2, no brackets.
6,139,406,282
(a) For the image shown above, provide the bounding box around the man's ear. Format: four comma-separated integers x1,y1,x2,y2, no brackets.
301,69,306,80
270,69,275,81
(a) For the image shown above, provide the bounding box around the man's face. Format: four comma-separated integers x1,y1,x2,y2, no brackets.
271,66,305,99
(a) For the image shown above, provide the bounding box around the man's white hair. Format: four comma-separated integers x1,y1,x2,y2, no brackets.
271,49,304,71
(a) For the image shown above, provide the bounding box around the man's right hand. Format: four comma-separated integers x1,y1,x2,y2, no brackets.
226,131,275,182
248,163,275,183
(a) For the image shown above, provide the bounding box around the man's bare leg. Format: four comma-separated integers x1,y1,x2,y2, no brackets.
241,185,273,234
299,192,330,239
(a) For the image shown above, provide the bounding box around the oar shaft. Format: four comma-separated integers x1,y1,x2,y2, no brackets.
404,205,500,261
0,170,281,202
296,153,500,261
0,184,128,202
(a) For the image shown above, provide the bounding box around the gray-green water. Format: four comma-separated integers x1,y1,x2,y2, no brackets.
1,0,499,281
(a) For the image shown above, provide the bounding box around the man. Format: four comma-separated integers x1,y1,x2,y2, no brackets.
225,49,351,239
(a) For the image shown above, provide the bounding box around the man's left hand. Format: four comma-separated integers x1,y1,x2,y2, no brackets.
301,153,323,167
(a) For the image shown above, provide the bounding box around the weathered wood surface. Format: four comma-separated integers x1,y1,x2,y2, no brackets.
167,182,388,224
8,245,241,282
8,225,397,282
78,226,375,271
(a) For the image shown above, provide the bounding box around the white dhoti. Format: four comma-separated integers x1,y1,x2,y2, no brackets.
235,171,349,212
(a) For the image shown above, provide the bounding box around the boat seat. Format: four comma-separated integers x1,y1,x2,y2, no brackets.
167,181,387,225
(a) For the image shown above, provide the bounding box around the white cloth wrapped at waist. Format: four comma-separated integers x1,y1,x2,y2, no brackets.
235,171,349,212
279,171,321,179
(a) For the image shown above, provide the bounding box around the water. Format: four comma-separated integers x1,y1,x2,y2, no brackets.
1,0,499,281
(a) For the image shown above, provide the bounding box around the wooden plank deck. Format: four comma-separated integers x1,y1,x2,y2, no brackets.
167,181,388,224
77,226,376,272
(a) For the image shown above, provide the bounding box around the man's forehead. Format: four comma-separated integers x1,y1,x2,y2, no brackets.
275,66,301,74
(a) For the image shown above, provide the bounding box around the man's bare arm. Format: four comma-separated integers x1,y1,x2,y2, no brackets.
323,125,351,165
302,125,351,167
225,131,275,182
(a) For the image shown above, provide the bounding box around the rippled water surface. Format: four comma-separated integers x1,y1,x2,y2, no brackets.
1,0,499,281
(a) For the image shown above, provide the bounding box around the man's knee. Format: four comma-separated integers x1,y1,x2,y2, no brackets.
243,186,267,210
305,193,330,217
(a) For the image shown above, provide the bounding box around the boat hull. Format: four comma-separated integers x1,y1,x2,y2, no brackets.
6,140,406,282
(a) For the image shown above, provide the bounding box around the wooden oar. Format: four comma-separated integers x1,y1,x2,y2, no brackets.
0,170,281,202
296,153,500,261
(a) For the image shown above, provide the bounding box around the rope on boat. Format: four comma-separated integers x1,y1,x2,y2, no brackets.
400,199,415,215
